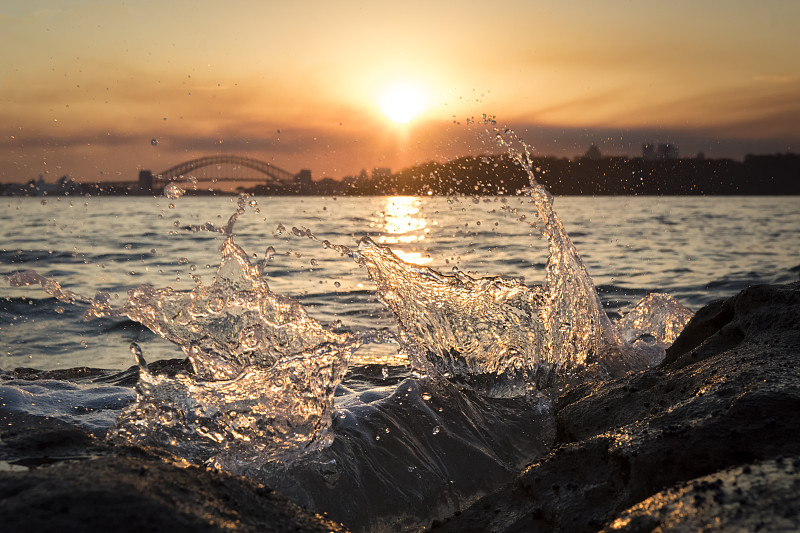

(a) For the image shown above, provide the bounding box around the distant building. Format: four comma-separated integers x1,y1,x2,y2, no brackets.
657,144,679,160
642,143,679,160
584,144,602,160
138,170,154,193
294,169,313,193
56,175,81,195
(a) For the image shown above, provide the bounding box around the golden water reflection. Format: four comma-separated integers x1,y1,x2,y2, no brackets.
378,196,432,265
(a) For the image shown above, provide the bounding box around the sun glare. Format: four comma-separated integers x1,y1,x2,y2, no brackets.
379,83,427,124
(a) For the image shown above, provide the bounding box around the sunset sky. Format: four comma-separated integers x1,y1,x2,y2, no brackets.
2,0,798,183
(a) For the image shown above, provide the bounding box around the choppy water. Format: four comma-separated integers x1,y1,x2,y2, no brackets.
3,194,797,370
1,164,799,530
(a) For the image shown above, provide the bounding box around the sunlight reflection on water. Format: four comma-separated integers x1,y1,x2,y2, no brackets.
378,196,432,265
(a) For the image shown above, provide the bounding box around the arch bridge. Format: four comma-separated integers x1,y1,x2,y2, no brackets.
155,155,300,185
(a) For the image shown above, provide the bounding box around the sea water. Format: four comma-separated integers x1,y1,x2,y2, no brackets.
2,169,799,529
3,194,797,370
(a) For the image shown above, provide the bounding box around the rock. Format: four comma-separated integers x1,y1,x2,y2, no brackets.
430,282,800,532
600,458,800,532
1,364,348,531
0,374,347,533
0,440,347,533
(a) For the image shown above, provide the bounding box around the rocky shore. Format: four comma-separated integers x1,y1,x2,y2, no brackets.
431,281,800,532
2,282,799,532
0,422,347,532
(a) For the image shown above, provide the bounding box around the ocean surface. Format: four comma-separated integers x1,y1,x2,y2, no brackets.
3,194,798,370
2,191,799,530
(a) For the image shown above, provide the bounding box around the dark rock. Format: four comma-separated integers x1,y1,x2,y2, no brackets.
430,282,800,532
0,452,348,533
0,392,347,532
599,458,800,532
0,412,110,469
0,402,345,531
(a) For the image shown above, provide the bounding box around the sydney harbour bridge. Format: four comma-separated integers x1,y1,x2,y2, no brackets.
138,155,312,194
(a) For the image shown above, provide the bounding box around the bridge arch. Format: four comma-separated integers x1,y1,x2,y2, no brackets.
156,155,297,183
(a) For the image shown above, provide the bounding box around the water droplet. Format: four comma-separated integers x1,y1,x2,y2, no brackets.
432,426,440,435
421,392,431,401
129,342,147,369
150,138,158,146
165,183,185,200
310,258,318,267
333,281,341,288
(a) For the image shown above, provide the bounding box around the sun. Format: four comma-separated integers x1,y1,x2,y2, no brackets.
378,82,428,124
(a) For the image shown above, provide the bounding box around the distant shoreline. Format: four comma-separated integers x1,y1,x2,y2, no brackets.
3,152,799,197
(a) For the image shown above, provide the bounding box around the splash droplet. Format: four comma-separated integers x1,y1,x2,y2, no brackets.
164,183,185,200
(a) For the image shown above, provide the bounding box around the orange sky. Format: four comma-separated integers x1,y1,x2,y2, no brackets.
2,0,799,183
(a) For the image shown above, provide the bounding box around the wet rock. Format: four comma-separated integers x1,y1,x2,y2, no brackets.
0,451,347,533
0,416,102,467
0,401,347,532
430,282,800,532
601,458,800,532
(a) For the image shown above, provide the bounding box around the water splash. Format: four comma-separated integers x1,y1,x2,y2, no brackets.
4,202,354,470
353,238,545,396
99,235,349,378
112,340,350,470
163,182,185,199
8,270,97,308
347,133,686,395
105,222,356,468
7,198,356,469
615,293,694,361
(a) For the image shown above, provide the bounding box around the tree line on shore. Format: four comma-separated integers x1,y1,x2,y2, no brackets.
311,152,800,196
4,152,798,197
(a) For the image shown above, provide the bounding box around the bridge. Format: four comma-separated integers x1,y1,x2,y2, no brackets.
138,155,312,193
